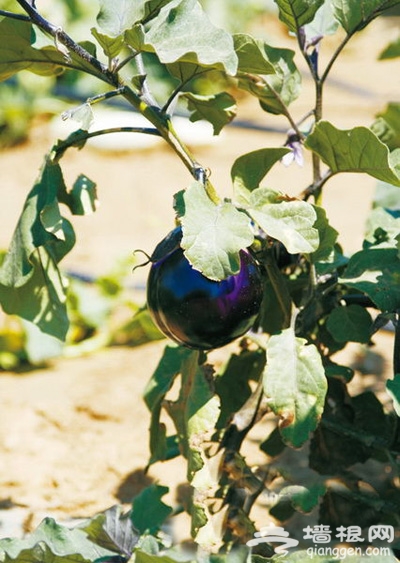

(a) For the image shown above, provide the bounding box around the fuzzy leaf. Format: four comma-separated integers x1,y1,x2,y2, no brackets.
0,517,114,562
96,0,145,36
273,0,325,33
263,328,327,447
231,148,290,205
249,187,319,254
177,182,254,280
184,92,237,135
142,0,238,74
332,0,400,33
305,121,400,186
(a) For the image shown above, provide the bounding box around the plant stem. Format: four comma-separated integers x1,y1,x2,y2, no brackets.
120,85,205,179
393,311,400,376
16,0,117,85
51,126,161,162
0,9,30,21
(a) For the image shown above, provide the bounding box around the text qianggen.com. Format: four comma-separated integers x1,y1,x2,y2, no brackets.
306,546,392,560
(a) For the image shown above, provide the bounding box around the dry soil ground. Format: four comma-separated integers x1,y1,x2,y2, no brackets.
0,15,399,543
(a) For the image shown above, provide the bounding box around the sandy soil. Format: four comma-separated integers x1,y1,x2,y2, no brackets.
0,15,399,541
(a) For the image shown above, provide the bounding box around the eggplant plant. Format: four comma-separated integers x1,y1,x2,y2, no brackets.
0,0,400,561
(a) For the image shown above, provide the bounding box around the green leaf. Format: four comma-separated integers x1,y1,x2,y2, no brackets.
69,175,99,215
238,45,301,115
372,102,400,151
215,349,265,428
0,18,101,82
332,0,400,34
135,550,178,563
326,304,373,343
373,180,400,212
233,33,275,74
177,181,254,280
0,517,114,562
0,160,75,340
96,0,145,36
131,484,172,534
81,505,140,556
365,207,400,246
379,35,400,59
280,483,326,513
311,205,338,262
231,148,290,206
386,374,400,416
263,327,327,447
183,92,237,135
305,121,400,186
340,247,400,311
273,0,325,33
143,345,191,465
91,27,125,58
166,60,208,83
142,0,238,74
304,0,339,39
0,18,63,81
248,187,319,254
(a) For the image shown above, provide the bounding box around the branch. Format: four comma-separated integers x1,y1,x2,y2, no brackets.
0,9,30,21
52,126,161,161
15,0,117,86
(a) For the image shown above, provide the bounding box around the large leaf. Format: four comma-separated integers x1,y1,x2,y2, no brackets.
231,148,291,206
305,121,400,186
0,517,114,562
0,18,101,82
263,328,327,447
176,181,254,280
340,246,400,311
0,161,74,340
238,44,301,115
96,0,146,36
183,92,237,135
332,0,400,34
0,18,64,81
140,0,238,74
273,0,325,33
248,187,319,254
233,33,275,74
0,156,97,340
